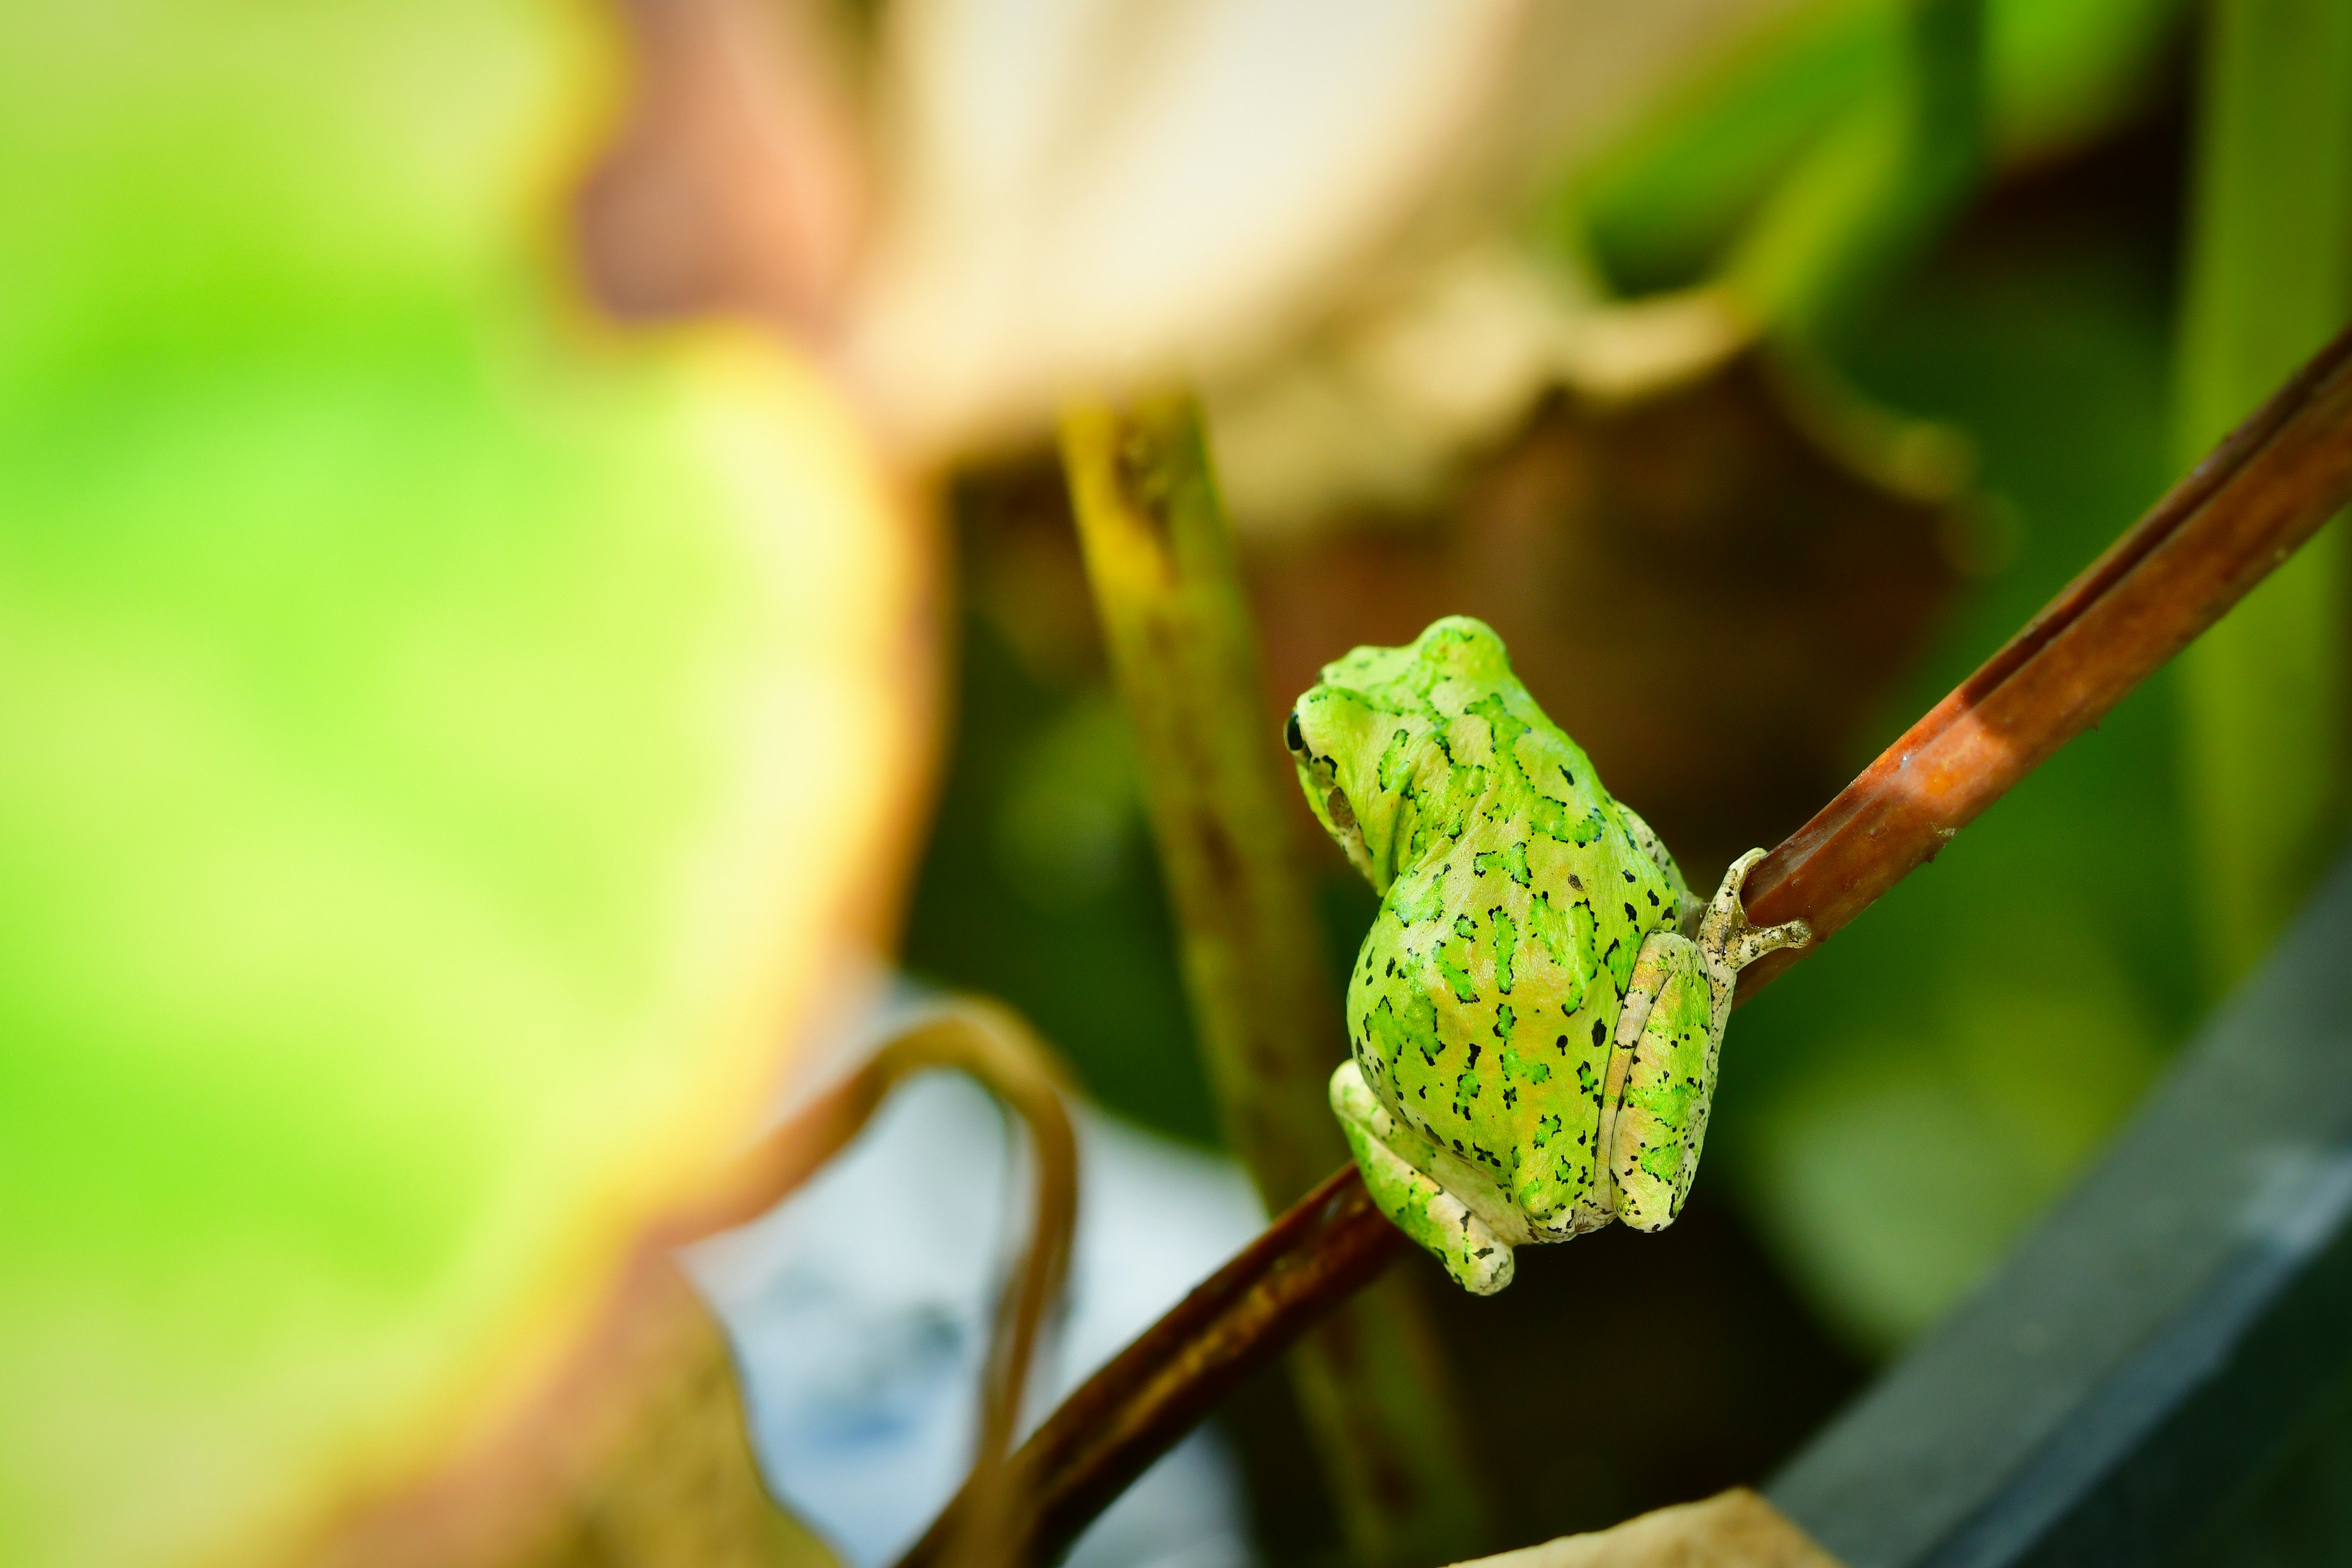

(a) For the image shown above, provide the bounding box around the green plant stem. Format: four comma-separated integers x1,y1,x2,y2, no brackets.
2173,0,2352,992
1058,397,1485,1565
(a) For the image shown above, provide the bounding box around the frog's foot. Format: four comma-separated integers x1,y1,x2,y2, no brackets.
1329,1061,1514,1295
1697,848,1811,980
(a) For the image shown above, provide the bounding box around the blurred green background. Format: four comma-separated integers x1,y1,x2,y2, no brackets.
11,0,2352,1562
0,4,913,1564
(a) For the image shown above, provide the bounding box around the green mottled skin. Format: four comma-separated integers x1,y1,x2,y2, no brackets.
1289,617,1807,1294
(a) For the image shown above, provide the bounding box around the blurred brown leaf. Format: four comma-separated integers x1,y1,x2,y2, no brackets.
296,1250,834,1568
1449,1489,1842,1568
576,0,870,334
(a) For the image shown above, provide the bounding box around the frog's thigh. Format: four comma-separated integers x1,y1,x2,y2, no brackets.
1329,1061,1514,1295
1607,935,1717,1232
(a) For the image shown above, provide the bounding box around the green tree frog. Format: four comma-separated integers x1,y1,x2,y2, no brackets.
1286,617,1809,1294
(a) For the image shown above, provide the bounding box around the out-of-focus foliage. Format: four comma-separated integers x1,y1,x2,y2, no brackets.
2172,0,2352,995
1722,151,2196,1348
1569,0,2188,296
15,0,2348,1556
917,0,2220,1365
584,0,1847,483
1200,0,2185,537
0,5,923,1566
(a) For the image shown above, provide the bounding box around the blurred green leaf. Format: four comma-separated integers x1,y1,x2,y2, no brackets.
1566,0,2187,306
1725,0,1986,339
0,5,916,1564
2172,0,2352,993
1572,1,1896,296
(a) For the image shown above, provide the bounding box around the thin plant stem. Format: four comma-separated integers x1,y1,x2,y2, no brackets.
896,1166,1403,1568
1050,397,1487,1565
1738,319,2352,990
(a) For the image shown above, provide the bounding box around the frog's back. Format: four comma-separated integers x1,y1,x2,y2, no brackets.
1343,650,1676,1236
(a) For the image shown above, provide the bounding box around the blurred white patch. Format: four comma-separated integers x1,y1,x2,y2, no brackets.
828,0,1824,486
846,0,1526,450
1205,244,1751,533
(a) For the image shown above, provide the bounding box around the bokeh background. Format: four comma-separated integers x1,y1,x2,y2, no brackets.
7,1,2349,1565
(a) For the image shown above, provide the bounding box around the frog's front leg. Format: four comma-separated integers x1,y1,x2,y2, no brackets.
1600,850,1809,1230
1329,1061,1516,1295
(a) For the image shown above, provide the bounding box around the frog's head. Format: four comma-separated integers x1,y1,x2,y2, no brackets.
1286,687,1387,889
1286,617,1512,891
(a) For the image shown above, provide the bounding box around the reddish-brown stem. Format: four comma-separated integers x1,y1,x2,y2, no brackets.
900,320,2352,1568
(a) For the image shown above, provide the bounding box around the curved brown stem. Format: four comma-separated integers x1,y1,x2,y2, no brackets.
895,318,2352,1567
676,999,1079,1568
895,1165,1403,1568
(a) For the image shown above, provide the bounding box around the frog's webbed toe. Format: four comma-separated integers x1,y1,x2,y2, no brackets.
1698,848,1811,978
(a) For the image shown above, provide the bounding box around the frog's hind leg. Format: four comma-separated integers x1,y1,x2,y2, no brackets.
1329,1061,1514,1295
1599,851,1812,1231
1597,933,1717,1231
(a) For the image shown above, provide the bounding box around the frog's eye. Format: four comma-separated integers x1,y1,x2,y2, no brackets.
1286,710,1306,756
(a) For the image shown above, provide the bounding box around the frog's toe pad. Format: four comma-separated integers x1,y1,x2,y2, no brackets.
1703,848,1812,972
1438,1200,1515,1296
